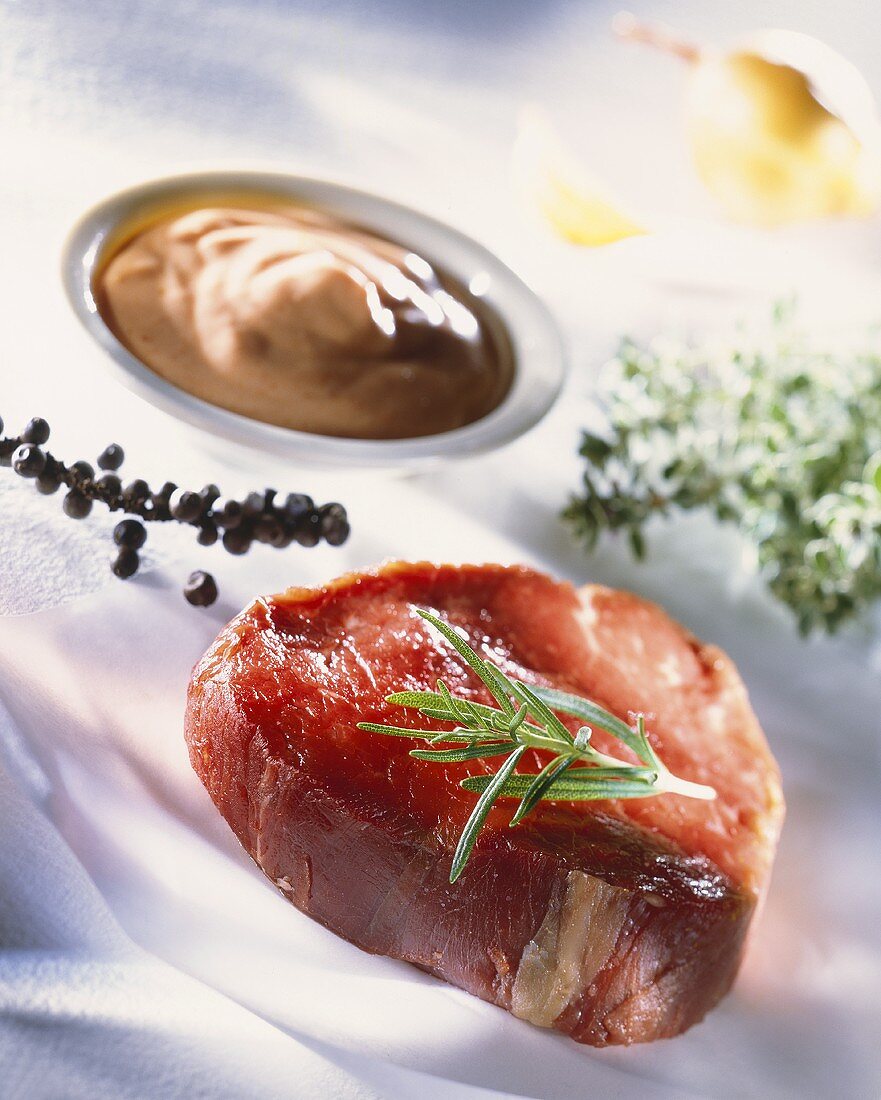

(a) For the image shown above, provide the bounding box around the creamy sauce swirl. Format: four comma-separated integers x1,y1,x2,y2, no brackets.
96,203,513,439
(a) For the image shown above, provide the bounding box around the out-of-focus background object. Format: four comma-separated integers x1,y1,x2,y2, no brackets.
514,107,648,244
615,14,881,226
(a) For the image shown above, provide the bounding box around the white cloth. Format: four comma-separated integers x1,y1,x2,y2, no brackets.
2,0,881,1096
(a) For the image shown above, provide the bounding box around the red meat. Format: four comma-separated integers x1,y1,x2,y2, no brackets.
185,562,783,1046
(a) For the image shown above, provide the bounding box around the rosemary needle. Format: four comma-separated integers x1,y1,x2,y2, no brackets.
358,608,715,883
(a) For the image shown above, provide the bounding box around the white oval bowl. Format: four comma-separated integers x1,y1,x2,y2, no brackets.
62,170,565,471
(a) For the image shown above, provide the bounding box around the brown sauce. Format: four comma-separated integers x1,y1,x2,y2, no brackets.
94,196,514,440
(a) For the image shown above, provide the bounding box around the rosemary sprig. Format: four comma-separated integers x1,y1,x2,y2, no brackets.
357,609,715,883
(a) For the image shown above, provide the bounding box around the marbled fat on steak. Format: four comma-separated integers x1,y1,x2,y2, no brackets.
185,562,784,1046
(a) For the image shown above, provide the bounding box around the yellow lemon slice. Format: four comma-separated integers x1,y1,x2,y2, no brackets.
514,109,648,245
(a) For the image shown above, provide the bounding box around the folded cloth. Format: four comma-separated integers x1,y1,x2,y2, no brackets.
0,707,376,1100
0,676,528,1100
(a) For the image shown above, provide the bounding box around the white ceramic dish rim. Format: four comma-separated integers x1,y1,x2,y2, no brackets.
62,170,566,470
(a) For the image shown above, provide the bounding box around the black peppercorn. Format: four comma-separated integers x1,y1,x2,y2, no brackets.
269,525,295,549
22,417,50,445
183,570,218,607
12,444,46,478
200,483,221,503
2,413,351,606
294,512,321,547
36,471,61,495
123,478,150,508
69,460,95,484
148,481,176,520
213,498,243,529
95,473,122,499
243,490,268,517
197,522,218,547
283,492,314,520
112,547,140,579
97,443,125,471
169,488,203,522
63,490,92,519
256,515,284,544
319,503,350,546
326,519,350,546
222,527,252,555
113,518,147,550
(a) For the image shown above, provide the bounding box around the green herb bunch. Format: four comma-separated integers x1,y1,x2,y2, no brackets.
359,609,713,883
565,312,881,634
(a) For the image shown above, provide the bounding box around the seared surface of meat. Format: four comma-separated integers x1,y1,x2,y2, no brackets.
185,562,784,1045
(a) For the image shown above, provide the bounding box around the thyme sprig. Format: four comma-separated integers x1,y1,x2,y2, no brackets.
565,310,881,634
358,609,714,883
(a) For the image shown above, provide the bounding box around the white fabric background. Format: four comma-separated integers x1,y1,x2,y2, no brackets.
1,1,880,1096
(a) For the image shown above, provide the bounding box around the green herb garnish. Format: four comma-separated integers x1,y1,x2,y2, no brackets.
357,609,715,883
565,310,881,635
